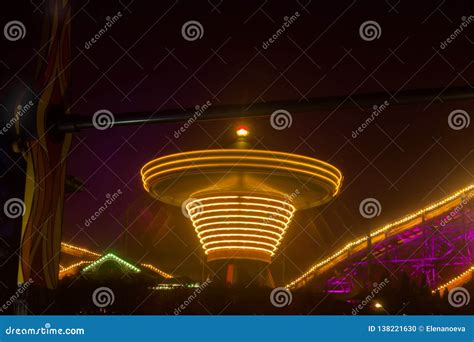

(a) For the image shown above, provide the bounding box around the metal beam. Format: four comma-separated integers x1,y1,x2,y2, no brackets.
56,86,474,132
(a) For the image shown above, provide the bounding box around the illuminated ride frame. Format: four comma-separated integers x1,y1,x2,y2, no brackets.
140,146,342,283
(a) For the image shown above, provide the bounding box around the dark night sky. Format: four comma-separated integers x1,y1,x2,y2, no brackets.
1,0,474,284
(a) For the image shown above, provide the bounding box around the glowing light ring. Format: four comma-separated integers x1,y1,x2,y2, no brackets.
141,150,342,180
195,221,287,233
141,150,343,206
144,162,340,194
186,195,295,261
200,233,281,244
189,208,293,221
192,214,291,226
204,246,275,256
187,202,295,216
197,228,283,238
203,239,278,250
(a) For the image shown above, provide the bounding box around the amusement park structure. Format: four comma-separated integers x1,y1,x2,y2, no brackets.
140,128,343,284
58,242,173,280
286,184,474,295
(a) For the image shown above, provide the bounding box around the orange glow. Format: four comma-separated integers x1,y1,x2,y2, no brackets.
141,149,343,179
141,149,343,263
142,156,342,192
226,264,234,283
140,150,343,200
236,127,249,137
186,195,295,261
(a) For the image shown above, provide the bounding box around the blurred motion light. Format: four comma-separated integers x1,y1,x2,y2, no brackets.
186,195,296,262
141,149,343,263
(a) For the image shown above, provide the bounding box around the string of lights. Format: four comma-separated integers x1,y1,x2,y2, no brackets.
81,253,141,273
432,266,474,293
60,243,173,279
287,184,474,289
140,263,173,279
60,242,102,258
59,261,93,274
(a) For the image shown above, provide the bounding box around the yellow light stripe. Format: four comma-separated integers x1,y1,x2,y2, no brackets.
140,263,173,279
143,163,340,193
140,149,343,179
197,227,283,238
142,155,341,185
195,221,287,232
61,242,101,257
189,208,292,221
200,233,281,244
59,261,93,273
202,239,278,250
204,245,275,256
192,214,291,226
187,201,295,215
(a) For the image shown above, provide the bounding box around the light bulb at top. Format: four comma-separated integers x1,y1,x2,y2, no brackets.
236,126,249,137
